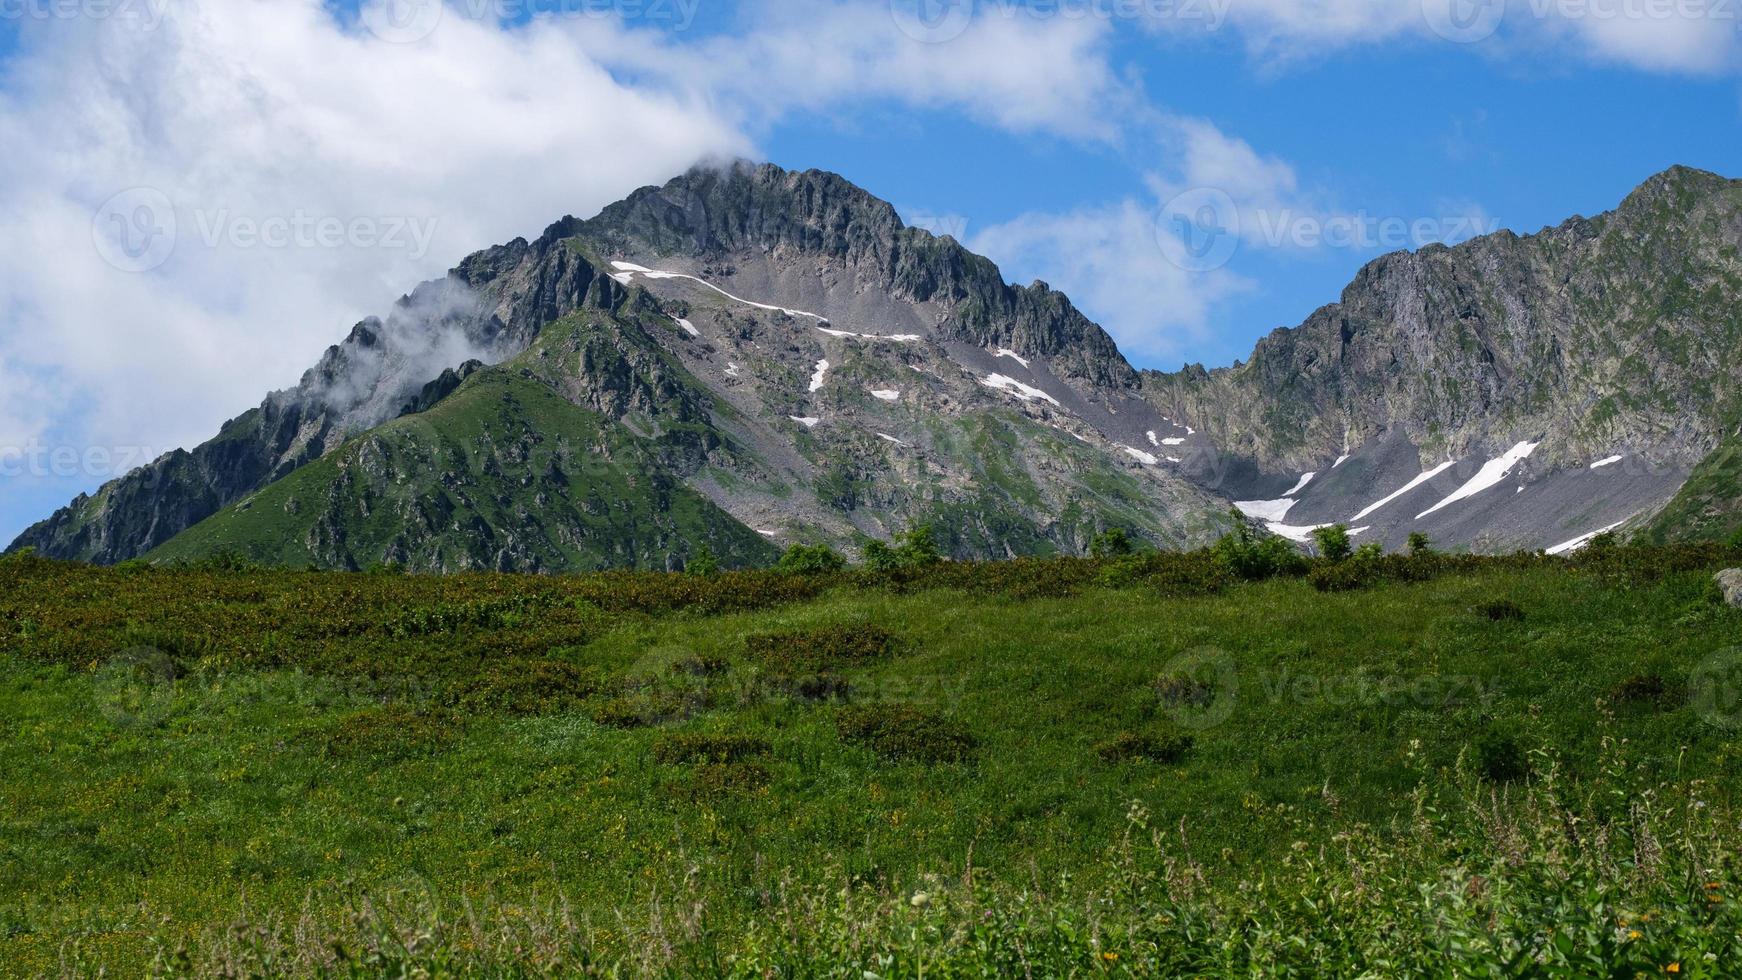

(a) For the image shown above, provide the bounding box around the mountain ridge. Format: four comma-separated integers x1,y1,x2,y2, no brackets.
12,160,1741,568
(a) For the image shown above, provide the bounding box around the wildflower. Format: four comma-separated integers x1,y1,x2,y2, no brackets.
1629,932,1642,941
1667,964,1681,974
910,892,930,908
1100,951,1120,963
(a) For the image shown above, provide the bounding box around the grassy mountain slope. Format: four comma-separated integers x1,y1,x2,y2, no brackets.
4,546,1741,974
1637,430,1742,544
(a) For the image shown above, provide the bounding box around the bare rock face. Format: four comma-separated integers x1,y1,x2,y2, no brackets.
1719,569,1742,608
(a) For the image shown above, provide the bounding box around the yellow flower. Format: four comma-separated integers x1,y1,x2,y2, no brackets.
1101,952,1120,962
1629,931,1642,941
1667,964,1681,974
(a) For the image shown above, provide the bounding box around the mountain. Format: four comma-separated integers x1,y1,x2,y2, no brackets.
10,162,1742,570
1143,164,1742,552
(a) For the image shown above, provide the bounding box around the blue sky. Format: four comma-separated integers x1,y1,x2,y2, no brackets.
0,0,1738,545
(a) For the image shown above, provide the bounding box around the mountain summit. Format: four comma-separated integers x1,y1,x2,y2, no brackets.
12,162,1741,569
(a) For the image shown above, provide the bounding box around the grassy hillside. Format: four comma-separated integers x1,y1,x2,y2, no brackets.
3,544,1742,975
148,366,779,573
1639,433,1742,545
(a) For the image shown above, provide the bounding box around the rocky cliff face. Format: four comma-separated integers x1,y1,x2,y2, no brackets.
11,162,1742,569
1144,166,1742,474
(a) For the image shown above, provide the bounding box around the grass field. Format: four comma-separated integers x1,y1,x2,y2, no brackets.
4,544,1742,976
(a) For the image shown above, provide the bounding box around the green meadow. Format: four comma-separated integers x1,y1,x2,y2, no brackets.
4,543,1742,976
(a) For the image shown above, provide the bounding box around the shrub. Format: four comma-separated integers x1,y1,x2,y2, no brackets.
591,689,704,729
1408,532,1433,556
1213,516,1309,582
764,673,853,703
1478,600,1526,622
746,623,899,674
1090,528,1134,559
324,705,462,760
652,733,770,765
836,704,977,764
863,525,945,572
1472,726,1531,783
451,659,599,715
686,546,720,578
669,655,730,678
775,543,847,576
680,762,772,799
1609,672,1671,707
1728,525,1742,549
1311,525,1354,562
1095,730,1193,765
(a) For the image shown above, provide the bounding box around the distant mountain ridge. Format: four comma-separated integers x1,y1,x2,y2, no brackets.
11,161,1741,570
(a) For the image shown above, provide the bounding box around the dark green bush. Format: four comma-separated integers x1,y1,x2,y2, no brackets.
679,762,772,799
746,623,899,674
652,733,771,765
1090,528,1134,559
1478,600,1526,622
451,659,599,715
1408,532,1433,556
835,704,977,764
863,525,945,572
1472,727,1531,783
1212,518,1309,582
1311,525,1354,563
325,705,462,760
591,689,704,729
685,546,720,578
1609,672,1672,707
669,655,730,678
1095,730,1193,765
764,673,853,702
775,543,847,576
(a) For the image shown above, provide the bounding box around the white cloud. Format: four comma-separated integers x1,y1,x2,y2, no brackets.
1179,0,1740,74
970,200,1253,362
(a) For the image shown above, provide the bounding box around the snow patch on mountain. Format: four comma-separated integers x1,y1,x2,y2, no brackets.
981,374,1060,406
1416,442,1541,520
1236,498,1298,523
1351,461,1460,523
